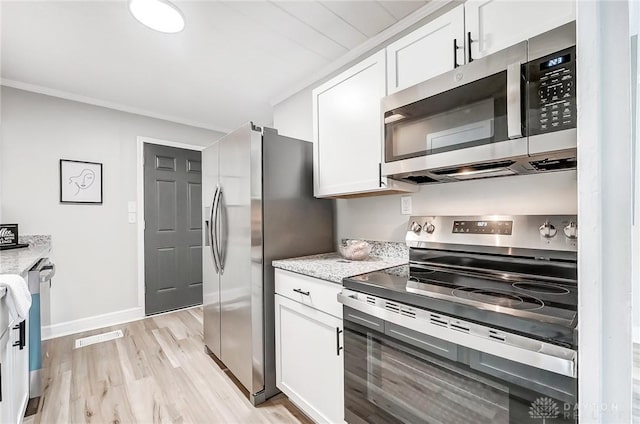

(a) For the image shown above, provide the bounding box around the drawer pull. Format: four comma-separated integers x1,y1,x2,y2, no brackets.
293,288,310,296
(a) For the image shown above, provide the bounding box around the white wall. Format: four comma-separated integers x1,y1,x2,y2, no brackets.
272,88,313,142
336,172,577,242
0,87,224,334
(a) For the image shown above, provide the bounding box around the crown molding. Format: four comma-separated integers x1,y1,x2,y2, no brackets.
1,78,232,134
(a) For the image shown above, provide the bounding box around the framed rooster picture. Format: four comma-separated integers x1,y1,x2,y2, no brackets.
59,159,103,204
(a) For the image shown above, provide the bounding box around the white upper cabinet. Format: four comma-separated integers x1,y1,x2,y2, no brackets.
313,50,416,198
386,5,465,94
313,50,386,198
465,0,576,60
311,2,575,198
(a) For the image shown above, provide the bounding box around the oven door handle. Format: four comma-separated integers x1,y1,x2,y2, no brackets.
338,290,577,378
507,61,523,139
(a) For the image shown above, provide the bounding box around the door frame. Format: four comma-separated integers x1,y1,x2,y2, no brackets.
136,136,206,315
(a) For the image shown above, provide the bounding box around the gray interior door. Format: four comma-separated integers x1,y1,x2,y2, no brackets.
144,143,203,315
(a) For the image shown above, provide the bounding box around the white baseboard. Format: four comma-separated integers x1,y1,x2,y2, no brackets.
41,307,145,340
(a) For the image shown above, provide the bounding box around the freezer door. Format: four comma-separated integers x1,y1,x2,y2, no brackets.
203,142,221,357
219,123,264,397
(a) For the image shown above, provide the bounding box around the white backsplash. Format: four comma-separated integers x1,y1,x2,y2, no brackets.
337,171,577,242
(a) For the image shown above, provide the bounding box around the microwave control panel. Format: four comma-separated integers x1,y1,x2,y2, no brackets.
527,46,577,135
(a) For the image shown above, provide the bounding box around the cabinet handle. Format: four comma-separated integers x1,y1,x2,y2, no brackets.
467,32,474,63
0,365,2,402
293,288,310,296
13,320,26,349
453,39,461,68
378,163,386,188
12,321,27,350
336,327,343,356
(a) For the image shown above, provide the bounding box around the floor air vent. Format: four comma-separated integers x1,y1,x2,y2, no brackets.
74,330,124,349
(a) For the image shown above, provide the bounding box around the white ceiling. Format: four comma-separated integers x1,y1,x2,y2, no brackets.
1,0,427,132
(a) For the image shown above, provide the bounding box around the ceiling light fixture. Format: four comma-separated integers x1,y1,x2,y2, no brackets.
129,0,185,34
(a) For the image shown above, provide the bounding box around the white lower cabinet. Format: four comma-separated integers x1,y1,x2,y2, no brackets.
10,320,29,424
0,291,29,424
275,270,344,424
0,326,10,424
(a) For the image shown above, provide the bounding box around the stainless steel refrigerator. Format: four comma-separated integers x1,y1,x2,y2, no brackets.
202,123,334,404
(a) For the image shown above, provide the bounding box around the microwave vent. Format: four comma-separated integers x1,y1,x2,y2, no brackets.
402,175,439,184
529,157,577,172
431,160,516,176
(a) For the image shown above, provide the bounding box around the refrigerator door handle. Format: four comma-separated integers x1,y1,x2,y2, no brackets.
210,186,221,273
218,186,227,273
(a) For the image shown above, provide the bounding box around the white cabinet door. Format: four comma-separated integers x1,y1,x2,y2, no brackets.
313,50,401,198
465,0,575,60
387,5,465,94
10,320,29,424
0,328,10,424
275,294,343,424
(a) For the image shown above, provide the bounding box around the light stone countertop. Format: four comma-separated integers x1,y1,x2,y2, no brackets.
272,252,408,284
0,235,52,276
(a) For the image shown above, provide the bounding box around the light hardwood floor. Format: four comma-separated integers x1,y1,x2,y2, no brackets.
26,307,311,424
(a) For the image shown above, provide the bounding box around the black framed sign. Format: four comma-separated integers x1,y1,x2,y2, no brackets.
0,224,18,247
60,159,103,204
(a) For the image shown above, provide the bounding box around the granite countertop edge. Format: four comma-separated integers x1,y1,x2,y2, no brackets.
272,252,408,284
0,235,52,276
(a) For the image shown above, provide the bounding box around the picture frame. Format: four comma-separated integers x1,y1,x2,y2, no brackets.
59,159,103,204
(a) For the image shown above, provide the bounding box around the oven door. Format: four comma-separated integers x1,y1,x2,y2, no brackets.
343,307,578,424
382,41,528,180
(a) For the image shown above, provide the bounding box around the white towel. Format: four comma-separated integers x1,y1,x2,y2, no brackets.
0,274,32,321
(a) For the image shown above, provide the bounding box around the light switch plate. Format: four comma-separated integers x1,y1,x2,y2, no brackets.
128,212,137,224
128,201,137,213
401,196,412,215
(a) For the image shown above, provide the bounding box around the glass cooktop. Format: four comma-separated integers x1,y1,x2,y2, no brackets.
343,264,578,349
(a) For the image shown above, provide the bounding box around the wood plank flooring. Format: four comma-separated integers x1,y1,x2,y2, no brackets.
26,307,312,424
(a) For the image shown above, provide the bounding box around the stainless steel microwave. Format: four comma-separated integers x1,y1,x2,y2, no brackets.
382,22,577,184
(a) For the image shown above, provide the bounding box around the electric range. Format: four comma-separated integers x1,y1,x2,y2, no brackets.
343,215,578,349
339,215,579,423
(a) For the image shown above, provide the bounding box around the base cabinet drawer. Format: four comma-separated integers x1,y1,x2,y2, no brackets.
275,270,342,318
275,294,344,424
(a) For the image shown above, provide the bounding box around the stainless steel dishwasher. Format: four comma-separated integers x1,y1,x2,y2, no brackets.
27,258,55,399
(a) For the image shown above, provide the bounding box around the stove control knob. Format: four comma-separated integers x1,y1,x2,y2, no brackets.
410,221,422,234
424,223,435,234
539,221,557,238
563,221,578,239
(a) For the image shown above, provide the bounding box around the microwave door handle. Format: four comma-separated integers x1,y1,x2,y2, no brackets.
507,62,523,139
